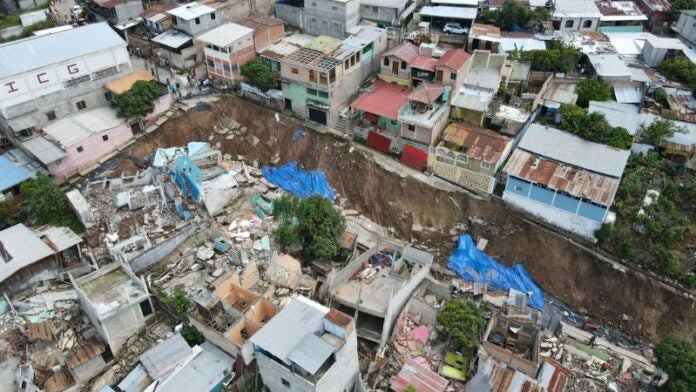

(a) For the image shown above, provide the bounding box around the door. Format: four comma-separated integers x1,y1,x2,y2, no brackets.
308,107,328,125
392,60,399,75
284,98,292,110
436,70,443,81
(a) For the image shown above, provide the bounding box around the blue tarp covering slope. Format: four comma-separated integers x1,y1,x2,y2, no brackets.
262,162,335,201
448,235,545,309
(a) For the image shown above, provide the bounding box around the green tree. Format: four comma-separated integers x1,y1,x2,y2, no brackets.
181,324,205,346
653,87,668,106
654,336,696,391
640,119,684,146
159,287,191,316
495,0,530,30
296,196,346,260
436,300,485,354
241,58,276,92
20,172,69,226
576,78,612,108
522,40,581,73
0,200,15,229
115,80,162,118
659,58,696,90
558,104,632,149
669,0,696,22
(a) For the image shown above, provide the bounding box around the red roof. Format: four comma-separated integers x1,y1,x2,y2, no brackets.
391,358,448,392
436,49,471,71
382,42,419,64
411,55,438,72
351,79,410,120
408,83,444,104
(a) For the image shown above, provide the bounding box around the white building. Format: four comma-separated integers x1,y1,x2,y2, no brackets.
250,296,360,392
674,10,696,48
0,23,131,144
552,0,601,31
197,23,255,84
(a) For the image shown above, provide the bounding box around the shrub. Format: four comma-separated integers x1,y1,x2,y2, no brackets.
181,324,205,346
654,336,696,391
436,300,485,354
558,104,632,149
240,58,276,92
115,81,162,118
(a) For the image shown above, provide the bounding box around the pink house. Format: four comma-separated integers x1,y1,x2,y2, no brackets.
26,107,134,183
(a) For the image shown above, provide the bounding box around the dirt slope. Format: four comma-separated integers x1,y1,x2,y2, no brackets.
122,96,696,343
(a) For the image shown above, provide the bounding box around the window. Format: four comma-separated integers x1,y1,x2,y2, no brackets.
210,12,216,20
207,58,214,67
307,88,318,95
102,134,109,141
582,20,592,28
318,91,328,98
223,64,231,72
481,161,491,169
564,20,574,28
345,59,350,69
195,17,200,25
407,124,415,132
436,148,455,164
139,300,153,316
400,61,406,70
309,69,316,81
514,185,522,192
76,146,84,153
332,5,337,10
372,5,377,12
456,155,468,167
104,91,113,101
383,57,389,66
172,17,177,25
76,100,86,110
451,72,457,80
281,378,290,388
291,67,299,74
46,110,56,121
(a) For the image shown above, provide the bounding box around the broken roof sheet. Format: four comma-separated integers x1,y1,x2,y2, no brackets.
67,338,105,368
597,1,648,21
392,358,448,392
350,79,410,120
0,224,55,284
381,41,418,63
250,296,329,365
442,123,512,164
518,124,630,177
39,226,82,252
504,148,621,206
0,155,30,191
435,48,471,70
287,333,336,374
408,83,444,104
118,364,150,392
139,333,192,379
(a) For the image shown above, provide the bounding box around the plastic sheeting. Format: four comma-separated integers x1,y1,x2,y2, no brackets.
448,235,544,309
262,162,335,201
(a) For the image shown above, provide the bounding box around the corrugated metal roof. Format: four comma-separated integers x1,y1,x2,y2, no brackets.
613,82,643,104
250,296,330,365
152,29,192,49
381,42,419,63
139,333,192,380
350,79,410,120
347,25,385,42
22,137,66,165
0,224,55,283
196,23,253,47
157,342,234,392
66,338,105,368
43,106,124,147
118,364,151,392
38,226,82,252
0,156,30,191
2,147,46,179
391,358,448,392
420,5,477,19
0,23,125,79
168,2,215,20
519,124,630,177
431,0,478,5
441,123,512,164
287,333,336,374
588,100,642,135
504,148,621,205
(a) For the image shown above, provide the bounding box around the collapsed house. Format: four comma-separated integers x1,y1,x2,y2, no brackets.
72,262,154,356
326,239,433,348
0,223,89,295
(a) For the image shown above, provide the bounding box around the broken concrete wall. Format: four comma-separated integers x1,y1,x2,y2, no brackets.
218,284,257,312
130,224,196,272
70,355,107,382
264,253,302,288
188,316,241,358
321,245,377,299
66,189,96,229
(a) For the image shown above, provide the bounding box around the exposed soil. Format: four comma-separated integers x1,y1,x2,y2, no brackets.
119,96,696,343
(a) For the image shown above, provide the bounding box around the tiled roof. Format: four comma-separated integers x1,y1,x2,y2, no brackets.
408,82,444,104
411,55,438,72
382,42,419,63
436,49,471,70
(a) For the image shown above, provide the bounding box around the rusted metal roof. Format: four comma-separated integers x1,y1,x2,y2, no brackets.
44,367,75,392
27,321,55,341
504,149,620,206
436,48,471,70
442,123,512,164
381,42,419,63
350,79,410,120
392,358,448,392
408,82,444,104
238,16,284,30
66,338,105,368
324,308,352,327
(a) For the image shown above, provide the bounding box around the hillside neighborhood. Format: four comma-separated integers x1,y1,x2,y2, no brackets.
0,0,695,391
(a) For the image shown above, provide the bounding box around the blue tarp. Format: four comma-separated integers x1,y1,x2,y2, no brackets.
448,235,545,309
262,162,335,201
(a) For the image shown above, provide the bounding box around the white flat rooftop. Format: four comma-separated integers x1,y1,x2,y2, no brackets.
168,2,215,20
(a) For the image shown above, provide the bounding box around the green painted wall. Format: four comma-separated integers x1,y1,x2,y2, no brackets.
378,117,400,132
598,25,644,33
282,82,330,105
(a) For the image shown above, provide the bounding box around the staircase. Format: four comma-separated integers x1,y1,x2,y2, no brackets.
330,115,350,135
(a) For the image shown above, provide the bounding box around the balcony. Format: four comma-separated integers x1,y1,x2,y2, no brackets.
398,101,448,129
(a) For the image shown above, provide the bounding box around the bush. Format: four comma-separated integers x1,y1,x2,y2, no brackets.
654,336,696,391
639,119,684,146
653,88,668,106
659,58,696,90
241,58,276,92
558,104,632,149
576,78,612,108
115,81,162,118
594,223,613,244
19,172,82,232
436,300,485,354
521,40,582,73
477,0,550,31
181,324,205,346
159,288,191,316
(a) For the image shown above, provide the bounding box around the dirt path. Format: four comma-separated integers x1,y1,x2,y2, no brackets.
121,96,696,343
